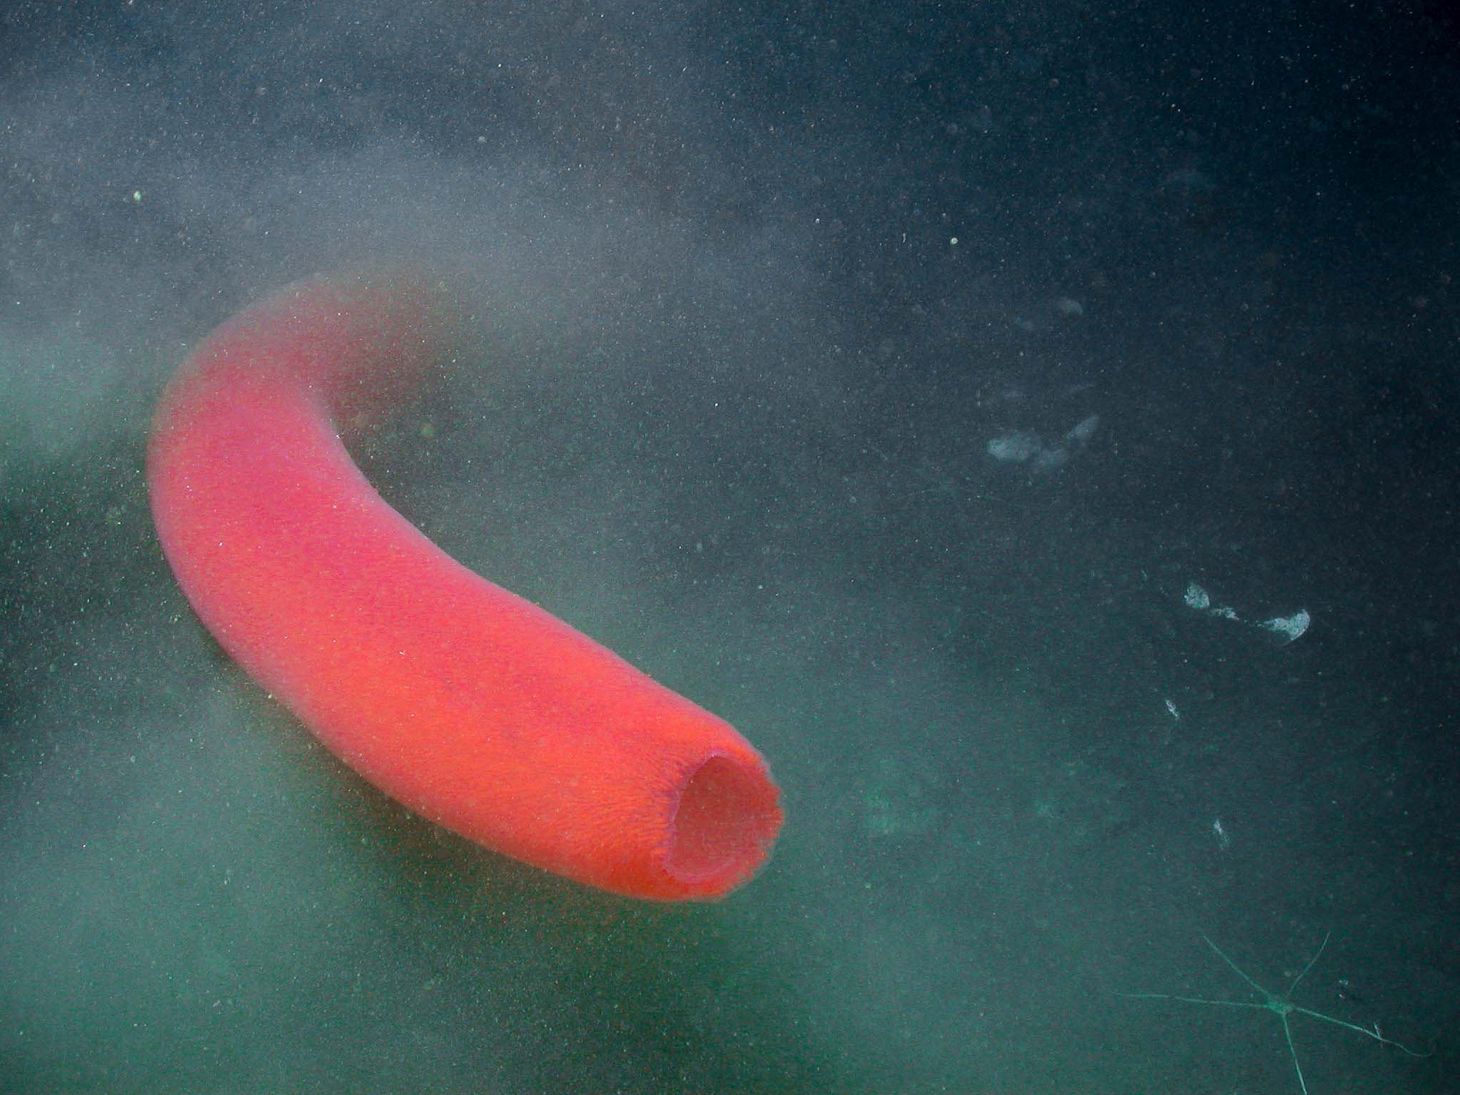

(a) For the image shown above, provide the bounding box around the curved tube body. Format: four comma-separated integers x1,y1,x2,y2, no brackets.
147,280,782,900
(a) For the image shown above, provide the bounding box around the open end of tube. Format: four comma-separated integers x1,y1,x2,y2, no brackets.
664,754,783,890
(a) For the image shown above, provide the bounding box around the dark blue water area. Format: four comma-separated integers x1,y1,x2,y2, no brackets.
2,1,1456,1091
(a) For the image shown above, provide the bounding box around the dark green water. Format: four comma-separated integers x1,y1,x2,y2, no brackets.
2,2,1455,1091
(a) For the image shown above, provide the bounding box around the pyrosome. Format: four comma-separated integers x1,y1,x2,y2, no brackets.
147,277,783,901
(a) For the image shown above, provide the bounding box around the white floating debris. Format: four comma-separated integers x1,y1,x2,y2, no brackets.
987,415,1100,472
1211,817,1231,851
1164,698,1180,721
1182,581,1240,620
1055,296,1085,316
1181,583,1308,643
986,431,1043,463
1261,609,1311,643
1066,413,1100,445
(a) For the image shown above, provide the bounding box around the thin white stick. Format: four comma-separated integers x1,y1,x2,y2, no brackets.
1287,930,1330,997
1119,932,1432,1095
1280,1012,1308,1095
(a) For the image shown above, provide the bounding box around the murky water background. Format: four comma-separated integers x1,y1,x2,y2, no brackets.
3,3,1456,1091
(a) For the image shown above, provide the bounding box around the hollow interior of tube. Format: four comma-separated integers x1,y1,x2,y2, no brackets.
665,754,781,882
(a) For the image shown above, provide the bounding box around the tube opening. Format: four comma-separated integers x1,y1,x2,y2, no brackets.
665,754,782,887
